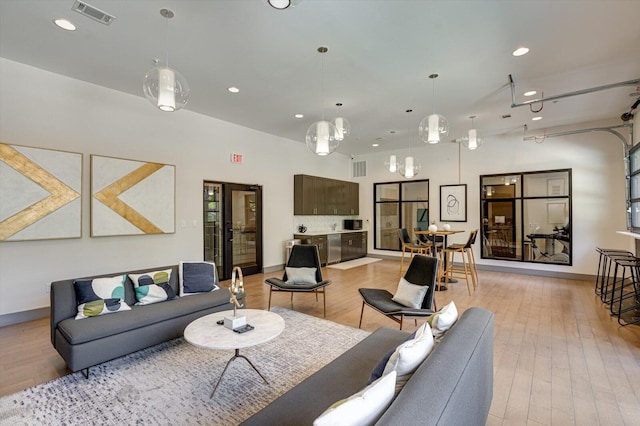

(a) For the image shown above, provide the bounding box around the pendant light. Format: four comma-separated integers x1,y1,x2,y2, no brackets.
398,109,421,178
306,47,339,156
267,0,301,9
463,115,483,150
332,103,351,141
419,74,449,144
385,130,400,172
143,9,190,112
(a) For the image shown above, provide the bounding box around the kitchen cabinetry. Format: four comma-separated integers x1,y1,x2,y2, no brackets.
294,175,358,215
341,231,367,262
294,234,328,265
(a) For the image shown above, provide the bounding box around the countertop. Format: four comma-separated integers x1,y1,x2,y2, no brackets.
294,230,367,236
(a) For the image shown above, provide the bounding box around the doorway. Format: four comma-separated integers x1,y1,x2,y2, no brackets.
203,181,263,280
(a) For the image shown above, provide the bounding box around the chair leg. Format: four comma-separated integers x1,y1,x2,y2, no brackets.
268,287,273,310
399,315,403,330
359,301,365,328
323,288,327,318
290,292,294,308
399,249,407,280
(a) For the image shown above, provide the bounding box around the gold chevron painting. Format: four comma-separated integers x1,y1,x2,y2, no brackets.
0,143,82,241
90,155,175,237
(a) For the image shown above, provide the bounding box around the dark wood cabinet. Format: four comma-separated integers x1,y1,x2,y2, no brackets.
294,175,358,216
341,231,367,261
294,234,328,265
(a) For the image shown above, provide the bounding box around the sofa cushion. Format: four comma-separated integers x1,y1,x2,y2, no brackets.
313,371,396,426
179,261,219,296
130,269,177,305
285,267,317,285
58,288,231,345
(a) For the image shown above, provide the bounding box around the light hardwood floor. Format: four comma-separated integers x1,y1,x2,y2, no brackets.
1,259,639,425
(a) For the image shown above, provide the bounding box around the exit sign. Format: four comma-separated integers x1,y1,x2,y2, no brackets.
231,153,243,164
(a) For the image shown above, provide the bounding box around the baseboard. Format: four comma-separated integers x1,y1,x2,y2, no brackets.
0,306,49,327
263,264,284,273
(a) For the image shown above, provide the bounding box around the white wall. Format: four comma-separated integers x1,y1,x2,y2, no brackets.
0,58,351,316
354,118,630,276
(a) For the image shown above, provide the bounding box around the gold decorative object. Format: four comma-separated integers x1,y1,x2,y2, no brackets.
229,266,245,317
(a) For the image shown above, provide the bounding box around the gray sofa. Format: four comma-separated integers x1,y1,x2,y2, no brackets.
50,265,233,376
241,307,494,426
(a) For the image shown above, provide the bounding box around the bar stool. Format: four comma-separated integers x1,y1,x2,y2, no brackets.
594,247,633,297
398,228,429,279
600,251,636,305
607,256,640,319
439,229,479,295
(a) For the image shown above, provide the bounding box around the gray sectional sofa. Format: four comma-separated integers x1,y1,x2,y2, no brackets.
241,307,494,426
50,265,233,376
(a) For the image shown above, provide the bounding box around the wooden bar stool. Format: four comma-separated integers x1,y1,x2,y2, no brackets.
398,228,429,279
439,229,479,295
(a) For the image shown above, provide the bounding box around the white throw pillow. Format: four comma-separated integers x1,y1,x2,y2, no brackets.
382,322,435,377
313,371,397,426
285,267,317,285
427,301,459,338
391,277,428,308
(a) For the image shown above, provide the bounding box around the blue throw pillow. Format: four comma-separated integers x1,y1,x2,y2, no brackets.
179,261,219,296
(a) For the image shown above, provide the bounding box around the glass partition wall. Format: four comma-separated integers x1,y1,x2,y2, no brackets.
374,179,429,250
481,169,572,265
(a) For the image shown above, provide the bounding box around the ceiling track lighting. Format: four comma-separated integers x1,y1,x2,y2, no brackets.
267,0,301,9
419,74,449,144
305,47,339,156
399,109,421,179
142,9,190,112
463,115,483,150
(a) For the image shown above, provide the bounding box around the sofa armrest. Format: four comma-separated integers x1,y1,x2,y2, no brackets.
50,279,78,346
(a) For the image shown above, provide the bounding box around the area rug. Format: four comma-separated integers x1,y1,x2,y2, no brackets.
0,307,369,426
327,257,382,270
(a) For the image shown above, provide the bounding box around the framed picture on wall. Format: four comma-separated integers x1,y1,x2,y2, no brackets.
440,184,467,222
90,155,175,237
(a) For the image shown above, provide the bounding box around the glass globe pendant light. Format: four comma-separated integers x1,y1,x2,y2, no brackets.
398,109,421,178
332,103,351,141
143,9,190,112
419,74,449,144
463,115,483,150
306,47,339,156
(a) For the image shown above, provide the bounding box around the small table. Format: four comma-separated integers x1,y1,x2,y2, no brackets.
184,309,285,398
414,229,464,288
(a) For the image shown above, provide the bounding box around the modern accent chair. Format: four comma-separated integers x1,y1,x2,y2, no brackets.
359,254,438,330
265,244,331,317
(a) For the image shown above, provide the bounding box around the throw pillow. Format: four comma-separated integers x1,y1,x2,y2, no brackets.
129,269,177,305
313,371,397,426
73,275,131,320
391,277,428,308
285,267,317,285
179,261,219,296
367,330,418,385
382,322,434,392
427,301,458,339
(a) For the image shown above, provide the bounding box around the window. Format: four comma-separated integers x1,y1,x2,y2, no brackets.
628,144,640,232
481,169,571,265
374,179,429,250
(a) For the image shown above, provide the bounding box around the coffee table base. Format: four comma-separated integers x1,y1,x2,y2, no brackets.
210,348,269,398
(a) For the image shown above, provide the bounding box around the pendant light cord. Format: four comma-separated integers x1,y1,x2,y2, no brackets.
320,48,326,121
165,15,169,68
458,138,461,184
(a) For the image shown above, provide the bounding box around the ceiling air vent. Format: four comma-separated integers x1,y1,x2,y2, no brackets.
72,1,116,25
353,160,367,178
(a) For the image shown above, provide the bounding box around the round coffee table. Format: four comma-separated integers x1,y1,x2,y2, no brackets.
184,309,285,398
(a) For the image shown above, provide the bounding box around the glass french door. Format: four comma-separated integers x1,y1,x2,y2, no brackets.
203,182,263,280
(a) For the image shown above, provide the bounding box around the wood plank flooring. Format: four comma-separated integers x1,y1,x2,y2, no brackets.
1,259,639,425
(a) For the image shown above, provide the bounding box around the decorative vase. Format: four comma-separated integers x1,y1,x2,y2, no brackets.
428,223,438,233
443,223,451,231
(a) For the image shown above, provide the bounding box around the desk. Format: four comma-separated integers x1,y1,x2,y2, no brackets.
414,229,464,288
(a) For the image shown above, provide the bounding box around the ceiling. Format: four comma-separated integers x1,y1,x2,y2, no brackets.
1,0,639,156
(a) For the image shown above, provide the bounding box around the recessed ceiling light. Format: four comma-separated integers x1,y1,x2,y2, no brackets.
524,90,537,97
294,113,304,119
227,87,240,93
53,19,76,31
372,143,379,147
512,47,529,57
532,116,542,121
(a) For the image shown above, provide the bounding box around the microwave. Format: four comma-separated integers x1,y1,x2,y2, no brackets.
343,219,363,230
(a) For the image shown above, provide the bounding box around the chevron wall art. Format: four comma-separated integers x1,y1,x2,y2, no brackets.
91,155,175,237
0,143,82,242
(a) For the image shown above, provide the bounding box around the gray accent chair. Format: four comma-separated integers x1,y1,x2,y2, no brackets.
359,254,438,329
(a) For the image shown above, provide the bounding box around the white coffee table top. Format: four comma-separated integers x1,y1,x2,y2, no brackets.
184,309,285,350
